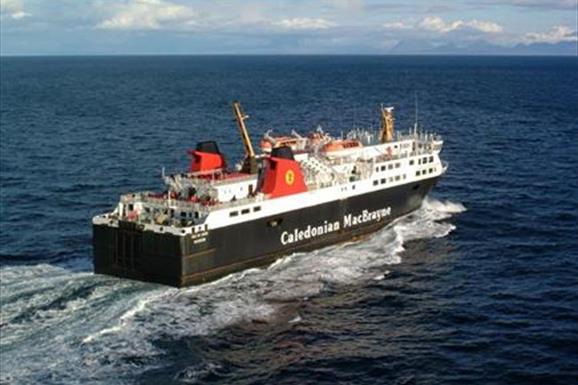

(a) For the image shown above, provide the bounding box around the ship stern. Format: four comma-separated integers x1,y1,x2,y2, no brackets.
93,222,180,286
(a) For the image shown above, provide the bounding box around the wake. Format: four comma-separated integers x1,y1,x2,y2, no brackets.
0,197,465,385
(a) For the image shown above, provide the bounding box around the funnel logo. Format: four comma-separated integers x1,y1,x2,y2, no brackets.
285,170,295,185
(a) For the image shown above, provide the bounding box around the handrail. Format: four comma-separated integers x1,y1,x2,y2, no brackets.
119,133,444,215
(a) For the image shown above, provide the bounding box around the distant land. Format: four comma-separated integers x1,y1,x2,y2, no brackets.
0,40,576,57
390,40,577,56
0,39,576,57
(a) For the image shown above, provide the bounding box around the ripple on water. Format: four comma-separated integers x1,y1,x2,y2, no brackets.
0,198,463,385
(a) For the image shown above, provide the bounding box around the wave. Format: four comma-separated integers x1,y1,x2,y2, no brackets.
0,197,465,385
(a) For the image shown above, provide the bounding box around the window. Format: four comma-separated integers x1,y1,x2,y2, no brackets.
403,174,407,179
352,185,356,190
380,178,386,184
429,156,434,162
417,159,421,165
388,164,393,170
373,180,378,186
241,208,250,215
409,160,414,166
416,171,421,176
429,168,434,173
381,166,386,171
230,211,238,217
395,175,400,181
423,157,428,163
375,167,379,172
389,177,394,183
395,163,400,168
253,206,261,212
181,212,187,218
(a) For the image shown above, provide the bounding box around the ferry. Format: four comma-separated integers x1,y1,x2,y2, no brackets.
92,102,446,287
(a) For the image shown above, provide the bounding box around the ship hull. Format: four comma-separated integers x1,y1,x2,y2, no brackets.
93,176,439,287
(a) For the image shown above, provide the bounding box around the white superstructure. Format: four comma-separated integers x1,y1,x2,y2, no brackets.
93,125,446,236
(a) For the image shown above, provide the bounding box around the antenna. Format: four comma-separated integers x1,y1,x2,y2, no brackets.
414,91,419,135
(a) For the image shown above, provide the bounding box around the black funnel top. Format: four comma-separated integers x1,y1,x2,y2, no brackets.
271,146,295,160
196,141,220,154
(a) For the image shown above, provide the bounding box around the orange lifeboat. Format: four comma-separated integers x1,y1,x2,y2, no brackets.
260,136,302,152
322,139,362,153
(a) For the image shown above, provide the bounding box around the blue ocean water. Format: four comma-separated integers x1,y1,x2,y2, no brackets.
1,55,577,385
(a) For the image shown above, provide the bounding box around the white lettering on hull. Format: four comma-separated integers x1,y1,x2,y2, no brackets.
281,220,340,245
343,207,391,228
280,206,391,245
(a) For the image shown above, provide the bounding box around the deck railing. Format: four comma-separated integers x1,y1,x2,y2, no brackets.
120,134,444,214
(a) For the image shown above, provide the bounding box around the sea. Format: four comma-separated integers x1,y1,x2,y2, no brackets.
1,55,577,385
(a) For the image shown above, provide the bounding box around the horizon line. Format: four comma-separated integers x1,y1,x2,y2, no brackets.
1,53,577,58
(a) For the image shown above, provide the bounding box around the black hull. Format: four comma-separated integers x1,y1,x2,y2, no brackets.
93,177,438,287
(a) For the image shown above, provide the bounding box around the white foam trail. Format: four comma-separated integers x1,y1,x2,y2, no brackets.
289,315,302,323
424,198,466,214
373,270,391,281
82,289,170,343
0,198,465,385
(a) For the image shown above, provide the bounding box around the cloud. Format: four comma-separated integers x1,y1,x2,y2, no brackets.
418,16,503,34
383,16,503,35
0,0,30,19
382,21,411,30
477,0,577,11
96,0,198,30
274,17,335,30
324,0,364,12
522,25,578,43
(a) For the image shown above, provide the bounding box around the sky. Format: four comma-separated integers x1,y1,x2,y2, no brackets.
1,0,577,55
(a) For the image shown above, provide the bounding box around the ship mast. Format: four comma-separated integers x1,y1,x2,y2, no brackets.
232,101,258,174
379,105,395,143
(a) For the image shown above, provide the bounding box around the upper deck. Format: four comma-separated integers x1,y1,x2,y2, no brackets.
94,129,444,231
93,103,445,233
